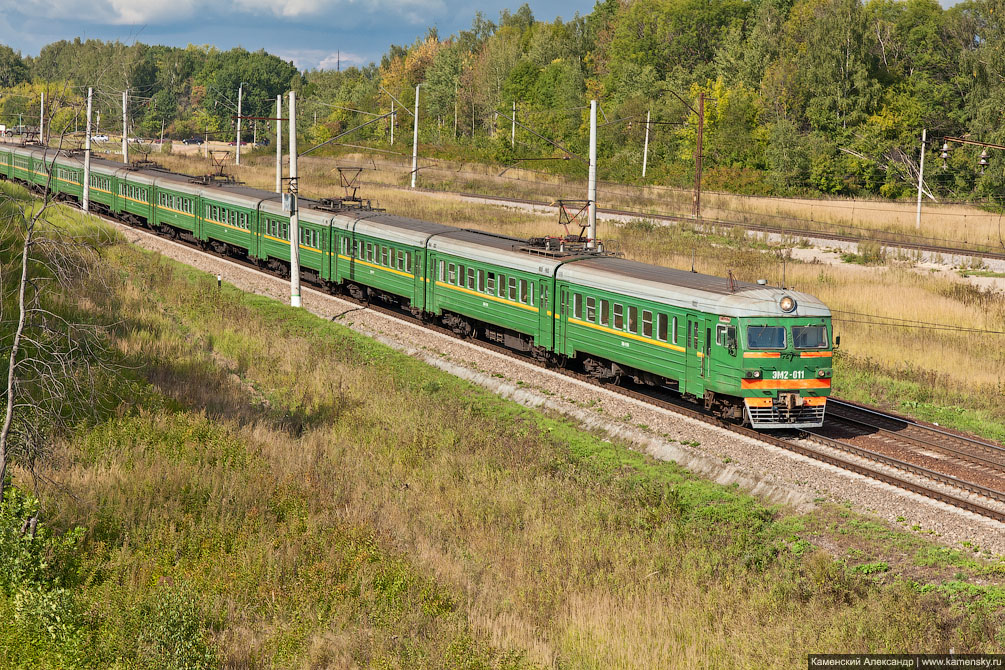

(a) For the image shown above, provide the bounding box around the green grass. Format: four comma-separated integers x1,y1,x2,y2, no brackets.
2,189,1005,666
958,269,1005,279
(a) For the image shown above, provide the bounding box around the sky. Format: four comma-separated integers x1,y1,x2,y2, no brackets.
0,0,596,71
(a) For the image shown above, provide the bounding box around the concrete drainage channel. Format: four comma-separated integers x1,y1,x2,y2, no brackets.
103,215,1005,554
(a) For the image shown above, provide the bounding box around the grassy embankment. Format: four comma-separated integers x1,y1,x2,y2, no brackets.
125,152,1005,442
1,182,1005,667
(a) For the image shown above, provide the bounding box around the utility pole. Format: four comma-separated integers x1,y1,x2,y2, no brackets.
411,83,421,189
587,99,598,249
204,125,209,158
236,82,243,165
453,83,458,139
692,91,705,219
276,94,282,194
122,90,128,163
39,91,44,145
83,88,92,213
915,128,926,231
642,108,651,178
289,90,301,308
511,100,516,147
390,99,394,145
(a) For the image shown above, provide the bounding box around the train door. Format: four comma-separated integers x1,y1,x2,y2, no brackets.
536,278,553,349
556,285,569,355
412,249,424,311
685,315,708,396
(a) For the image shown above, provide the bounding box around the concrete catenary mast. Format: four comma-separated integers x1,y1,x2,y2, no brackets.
587,99,597,249
289,90,301,308
83,88,92,212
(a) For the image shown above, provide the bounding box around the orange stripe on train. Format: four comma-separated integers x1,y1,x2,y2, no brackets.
741,379,831,390
799,351,833,358
743,352,780,358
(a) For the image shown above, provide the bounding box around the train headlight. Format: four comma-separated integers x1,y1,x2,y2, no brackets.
779,296,796,312
817,369,831,378
744,370,762,379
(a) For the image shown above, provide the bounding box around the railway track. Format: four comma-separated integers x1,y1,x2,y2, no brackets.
399,186,1005,263
81,205,1005,524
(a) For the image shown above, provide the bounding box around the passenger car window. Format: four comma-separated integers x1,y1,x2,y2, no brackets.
642,310,653,338
508,277,517,301
599,299,610,326
614,303,623,329
628,306,638,333
573,294,582,319
672,316,678,343
586,296,596,322
657,314,667,342
747,326,786,349
520,279,529,304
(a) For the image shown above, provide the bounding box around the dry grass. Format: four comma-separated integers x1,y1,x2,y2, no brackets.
142,149,1005,253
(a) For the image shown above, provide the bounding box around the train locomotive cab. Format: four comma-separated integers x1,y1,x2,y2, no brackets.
736,305,832,430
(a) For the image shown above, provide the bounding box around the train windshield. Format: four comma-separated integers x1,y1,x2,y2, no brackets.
793,325,829,349
746,325,786,349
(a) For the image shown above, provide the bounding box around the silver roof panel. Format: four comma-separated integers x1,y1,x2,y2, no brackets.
352,213,454,247
557,257,830,318
427,229,568,276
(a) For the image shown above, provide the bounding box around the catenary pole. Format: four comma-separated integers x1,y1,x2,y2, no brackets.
587,99,598,249
693,91,704,219
39,91,44,145
236,83,243,165
411,84,421,189
83,88,92,212
511,100,516,147
642,109,651,178
275,94,282,194
915,128,926,231
122,90,128,163
289,90,301,308
390,99,394,145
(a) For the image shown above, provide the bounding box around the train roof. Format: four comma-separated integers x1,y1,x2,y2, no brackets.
557,256,831,319
347,212,454,246
427,229,578,276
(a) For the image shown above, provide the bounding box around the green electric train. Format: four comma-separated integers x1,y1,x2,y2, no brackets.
0,144,833,429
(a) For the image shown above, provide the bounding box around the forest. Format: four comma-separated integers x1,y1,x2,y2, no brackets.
0,0,1003,199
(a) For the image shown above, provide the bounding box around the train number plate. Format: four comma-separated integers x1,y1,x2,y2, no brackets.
771,370,805,379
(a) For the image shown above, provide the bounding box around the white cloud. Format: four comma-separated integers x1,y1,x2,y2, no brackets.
106,0,198,24
1,0,444,28
230,0,443,21
318,51,366,70
5,0,198,24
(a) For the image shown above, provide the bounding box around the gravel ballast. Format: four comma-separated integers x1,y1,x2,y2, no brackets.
111,221,1005,556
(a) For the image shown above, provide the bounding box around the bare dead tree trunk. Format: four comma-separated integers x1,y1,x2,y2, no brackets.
0,213,31,503
0,84,117,516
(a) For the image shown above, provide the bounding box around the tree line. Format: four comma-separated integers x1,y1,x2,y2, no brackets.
1,0,1003,199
